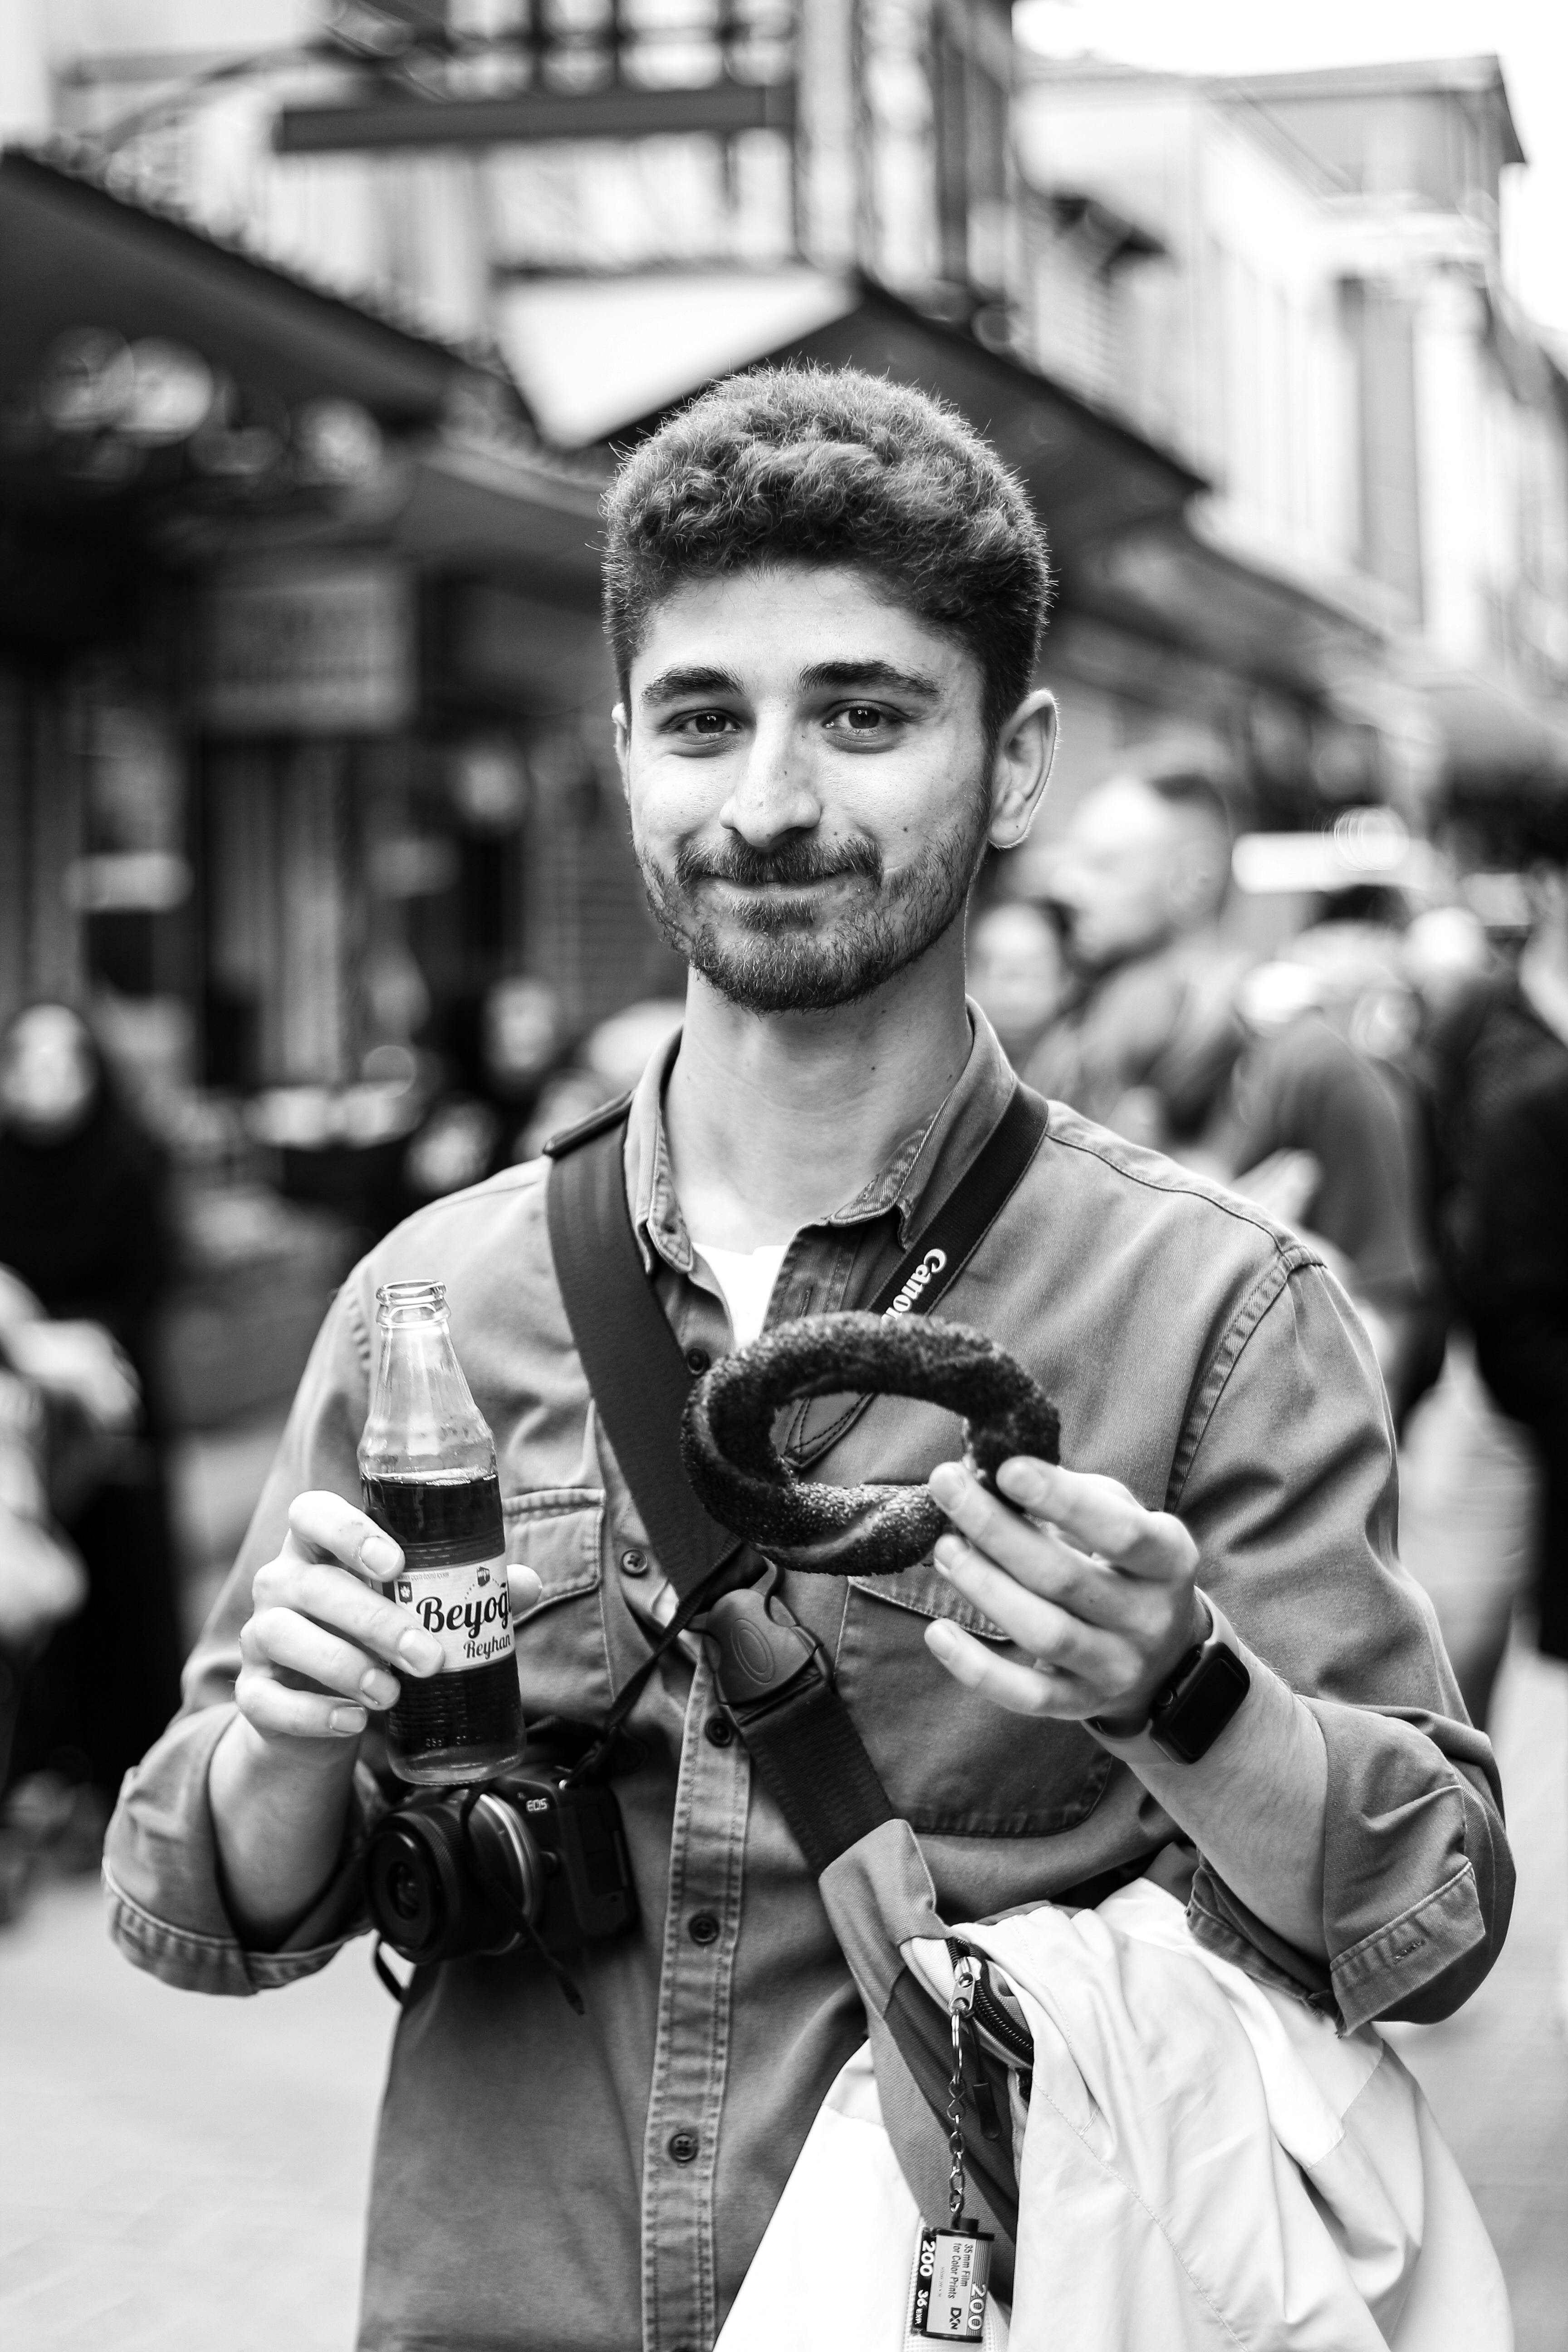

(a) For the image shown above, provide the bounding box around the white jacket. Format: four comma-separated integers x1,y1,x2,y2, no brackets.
717,1882,1509,2352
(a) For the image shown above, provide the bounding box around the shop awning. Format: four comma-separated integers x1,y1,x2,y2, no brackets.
0,147,513,426
1073,521,1388,700
1418,668,1568,789
393,432,607,596
493,268,1202,564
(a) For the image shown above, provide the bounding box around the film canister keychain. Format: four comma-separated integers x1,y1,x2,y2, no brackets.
908,1952,995,2342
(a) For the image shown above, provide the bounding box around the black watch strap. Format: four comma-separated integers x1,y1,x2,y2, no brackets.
1089,1615,1251,1764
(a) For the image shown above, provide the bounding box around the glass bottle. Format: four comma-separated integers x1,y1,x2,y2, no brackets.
358,1279,526,1784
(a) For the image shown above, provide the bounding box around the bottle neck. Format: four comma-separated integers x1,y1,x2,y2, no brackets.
360,1303,495,1482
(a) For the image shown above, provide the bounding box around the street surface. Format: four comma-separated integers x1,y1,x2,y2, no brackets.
0,1405,1563,2350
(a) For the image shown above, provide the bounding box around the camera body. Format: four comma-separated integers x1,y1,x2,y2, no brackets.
365,1766,637,1969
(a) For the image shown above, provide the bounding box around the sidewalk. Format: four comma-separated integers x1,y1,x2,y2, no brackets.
1386,1640,1568,2352
0,1887,391,2352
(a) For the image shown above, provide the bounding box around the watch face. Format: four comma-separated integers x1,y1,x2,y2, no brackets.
1154,1645,1251,1764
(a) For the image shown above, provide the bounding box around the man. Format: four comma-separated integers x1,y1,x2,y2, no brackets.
1404,804,1568,1724
1470,1062,1568,1669
106,368,1509,2352
965,897,1067,1069
1213,947,1433,1422
1025,764,1245,1148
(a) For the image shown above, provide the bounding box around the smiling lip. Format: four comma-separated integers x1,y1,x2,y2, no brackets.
703,871,862,893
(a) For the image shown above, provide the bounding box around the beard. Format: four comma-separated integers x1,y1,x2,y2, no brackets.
637,796,990,1015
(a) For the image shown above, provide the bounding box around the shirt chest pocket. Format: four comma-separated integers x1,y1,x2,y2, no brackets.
504,1488,614,1727
834,1560,1114,1838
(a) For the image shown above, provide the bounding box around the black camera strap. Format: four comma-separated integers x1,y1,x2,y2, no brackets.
544,1078,1049,2238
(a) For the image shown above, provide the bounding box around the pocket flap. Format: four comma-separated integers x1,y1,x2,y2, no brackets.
848,1550,1010,1643
505,1487,604,1615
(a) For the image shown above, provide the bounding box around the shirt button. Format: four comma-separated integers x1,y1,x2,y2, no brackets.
688,1911,720,1946
619,1548,647,1578
685,1346,711,1374
666,2129,700,2165
704,1713,735,1748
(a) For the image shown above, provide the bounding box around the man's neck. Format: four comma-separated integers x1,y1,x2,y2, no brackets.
663,936,973,1250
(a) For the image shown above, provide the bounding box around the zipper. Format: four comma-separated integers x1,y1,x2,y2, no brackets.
968,1963,1034,2071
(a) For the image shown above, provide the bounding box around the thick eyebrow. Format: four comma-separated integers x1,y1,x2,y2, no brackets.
797,659,943,701
639,664,745,707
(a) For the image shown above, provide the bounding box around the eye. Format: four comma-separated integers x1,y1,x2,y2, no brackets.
827,704,897,737
672,709,738,740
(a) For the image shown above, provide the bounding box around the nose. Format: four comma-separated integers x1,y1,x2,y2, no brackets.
717,708,821,848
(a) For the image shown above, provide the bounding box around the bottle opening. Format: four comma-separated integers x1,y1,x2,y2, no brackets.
377,1280,448,1327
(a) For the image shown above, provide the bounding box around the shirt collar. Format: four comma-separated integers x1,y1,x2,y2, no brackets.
624,1002,1018,1275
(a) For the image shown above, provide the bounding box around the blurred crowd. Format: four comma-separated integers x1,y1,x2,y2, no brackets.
3,766,1567,1918
970,761,1568,1739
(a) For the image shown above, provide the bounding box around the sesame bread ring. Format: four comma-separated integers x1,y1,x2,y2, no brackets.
680,1309,1060,1576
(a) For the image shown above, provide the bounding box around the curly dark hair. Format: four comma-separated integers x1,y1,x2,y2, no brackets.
602,365,1053,744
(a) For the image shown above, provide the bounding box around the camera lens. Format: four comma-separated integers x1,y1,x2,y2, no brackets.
385,1859,425,1926
365,1790,544,1966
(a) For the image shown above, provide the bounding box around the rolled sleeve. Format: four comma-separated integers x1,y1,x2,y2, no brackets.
1174,1253,1514,2030
103,1281,379,1996
104,1699,378,1996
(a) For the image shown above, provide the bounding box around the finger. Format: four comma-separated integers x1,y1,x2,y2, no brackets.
929,1464,1138,1622
235,1664,368,1742
929,1476,1132,1626
508,1563,543,1615
924,1619,1088,1719
287,1491,404,1580
929,1460,1072,1581
931,1537,1136,1680
993,1459,1197,1583
242,1608,402,1710
252,1555,443,1676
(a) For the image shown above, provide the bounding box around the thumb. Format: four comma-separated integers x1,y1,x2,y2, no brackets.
507,1563,543,1616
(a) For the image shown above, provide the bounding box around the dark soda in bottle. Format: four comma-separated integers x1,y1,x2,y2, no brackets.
358,1280,526,1784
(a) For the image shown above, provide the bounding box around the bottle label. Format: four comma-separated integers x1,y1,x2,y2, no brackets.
389,1553,514,1675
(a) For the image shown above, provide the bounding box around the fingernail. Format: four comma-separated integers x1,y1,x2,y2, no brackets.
926,1619,957,1654
328,1705,367,1735
928,1464,965,1507
363,1535,402,1577
398,1630,443,1675
358,1671,395,1708
933,1536,961,1577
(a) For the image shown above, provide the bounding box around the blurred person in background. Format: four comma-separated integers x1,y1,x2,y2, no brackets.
1400,808,1568,1728
1468,1063,1568,1683
1025,764,1245,1149
402,975,567,1207
965,897,1068,1069
1402,904,1493,1027
0,1264,133,1917
0,1003,184,1848
1211,943,1433,1424
517,995,687,1162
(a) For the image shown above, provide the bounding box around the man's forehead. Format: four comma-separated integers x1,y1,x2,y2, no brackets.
628,563,973,693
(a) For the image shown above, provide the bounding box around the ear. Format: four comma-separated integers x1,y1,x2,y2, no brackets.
612,701,631,802
987,690,1058,850
1168,830,1230,923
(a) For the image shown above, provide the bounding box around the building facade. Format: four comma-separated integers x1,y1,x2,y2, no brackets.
1012,50,1568,815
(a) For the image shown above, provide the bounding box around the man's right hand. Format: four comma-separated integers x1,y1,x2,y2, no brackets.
213,1495,540,1943
234,1491,442,1749
211,1492,441,1945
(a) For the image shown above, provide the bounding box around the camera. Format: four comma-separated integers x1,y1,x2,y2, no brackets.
364,1765,637,1969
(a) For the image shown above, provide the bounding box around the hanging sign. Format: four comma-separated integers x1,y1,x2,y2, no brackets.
202,556,415,735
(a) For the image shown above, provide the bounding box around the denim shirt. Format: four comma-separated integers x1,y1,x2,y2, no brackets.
104,1010,1510,2352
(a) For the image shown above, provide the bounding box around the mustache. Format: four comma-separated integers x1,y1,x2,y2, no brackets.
673,836,883,891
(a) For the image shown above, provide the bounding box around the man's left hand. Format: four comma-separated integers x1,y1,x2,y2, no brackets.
923,1456,1207,1730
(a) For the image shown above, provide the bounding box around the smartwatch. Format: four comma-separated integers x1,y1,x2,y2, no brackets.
1089,1614,1251,1764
